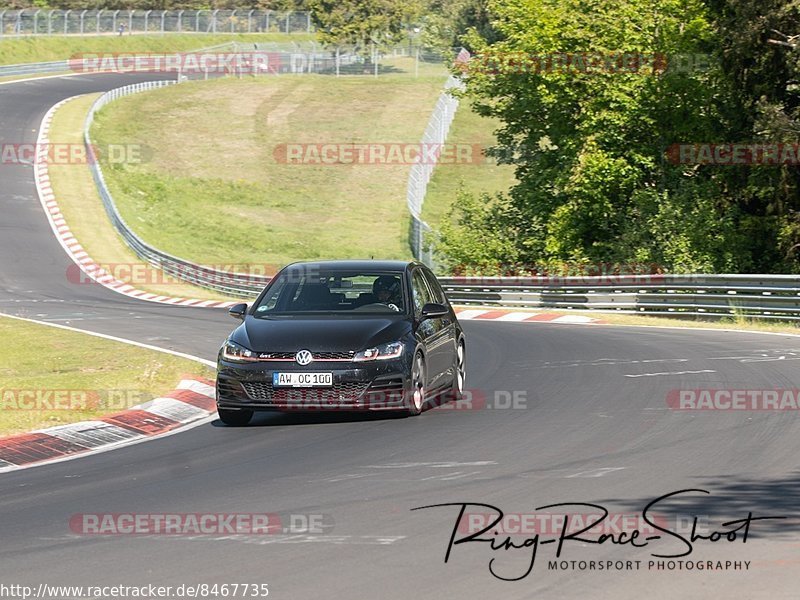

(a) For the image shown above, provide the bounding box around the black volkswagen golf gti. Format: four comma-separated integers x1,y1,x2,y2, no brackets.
216,260,466,425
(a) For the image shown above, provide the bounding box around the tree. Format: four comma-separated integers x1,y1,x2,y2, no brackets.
436,0,800,274
306,0,421,49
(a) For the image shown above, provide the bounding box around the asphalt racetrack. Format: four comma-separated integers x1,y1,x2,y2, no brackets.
0,73,798,599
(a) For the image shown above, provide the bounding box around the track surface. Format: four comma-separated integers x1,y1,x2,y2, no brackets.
1,74,799,599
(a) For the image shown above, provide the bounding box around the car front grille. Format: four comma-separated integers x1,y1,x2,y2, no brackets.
255,351,355,361
241,380,369,402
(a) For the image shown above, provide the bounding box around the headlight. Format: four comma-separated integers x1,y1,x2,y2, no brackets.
222,340,260,362
353,341,404,362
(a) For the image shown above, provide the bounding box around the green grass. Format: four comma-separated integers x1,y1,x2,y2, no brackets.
0,316,214,436
48,94,242,300
421,100,516,229
0,33,314,66
90,57,449,266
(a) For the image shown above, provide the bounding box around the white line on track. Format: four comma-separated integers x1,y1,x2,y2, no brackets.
566,467,627,478
623,369,716,378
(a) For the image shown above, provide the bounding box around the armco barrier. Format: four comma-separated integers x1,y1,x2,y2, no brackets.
440,274,800,321
0,41,239,79
0,60,69,78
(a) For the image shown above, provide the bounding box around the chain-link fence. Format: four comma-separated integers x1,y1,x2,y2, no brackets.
406,73,465,266
0,9,312,37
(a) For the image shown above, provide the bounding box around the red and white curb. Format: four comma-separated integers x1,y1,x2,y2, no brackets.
33,98,237,309
0,377,217,472
454,307,603,324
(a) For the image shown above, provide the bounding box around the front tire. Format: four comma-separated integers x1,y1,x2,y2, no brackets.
407,353,426,416
218,407,253,426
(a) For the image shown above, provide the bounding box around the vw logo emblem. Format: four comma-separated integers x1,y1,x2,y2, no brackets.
295,350,313,366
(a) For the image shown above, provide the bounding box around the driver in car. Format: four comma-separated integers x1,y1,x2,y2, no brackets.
372,275,403,311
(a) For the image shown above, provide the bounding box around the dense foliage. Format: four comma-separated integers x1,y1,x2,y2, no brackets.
436,0,800,274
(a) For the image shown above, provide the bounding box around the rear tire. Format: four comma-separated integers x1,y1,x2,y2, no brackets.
218,408,253,426
451,339,466,401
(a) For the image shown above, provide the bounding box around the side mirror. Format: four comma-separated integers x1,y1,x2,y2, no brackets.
420,302,448,320
228,303,247,320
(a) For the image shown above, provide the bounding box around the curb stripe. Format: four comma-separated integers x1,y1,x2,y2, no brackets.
0,377,216,471
454,306,603,325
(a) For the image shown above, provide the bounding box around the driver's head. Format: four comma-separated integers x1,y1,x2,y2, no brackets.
373,275,401,303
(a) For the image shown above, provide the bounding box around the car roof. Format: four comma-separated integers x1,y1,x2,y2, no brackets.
282,260,421,273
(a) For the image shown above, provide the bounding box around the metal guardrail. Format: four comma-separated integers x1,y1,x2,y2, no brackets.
0,41,241,78
0,42,414,79
84,80,270,299
0,9,312,37
0,60,69,78
439,274,800,321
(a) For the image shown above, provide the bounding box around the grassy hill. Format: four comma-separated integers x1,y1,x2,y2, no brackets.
90,57,449,266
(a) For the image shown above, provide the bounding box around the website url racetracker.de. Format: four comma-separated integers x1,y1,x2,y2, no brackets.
0,584,269,599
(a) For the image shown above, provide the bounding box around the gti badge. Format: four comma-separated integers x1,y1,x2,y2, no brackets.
295,349,313,365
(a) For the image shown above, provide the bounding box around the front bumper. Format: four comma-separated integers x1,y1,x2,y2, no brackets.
216,359,409,412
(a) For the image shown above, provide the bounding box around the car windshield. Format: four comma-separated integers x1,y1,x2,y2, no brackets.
252,270,407,315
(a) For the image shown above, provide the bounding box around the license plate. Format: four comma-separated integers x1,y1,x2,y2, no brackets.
272,372,333,388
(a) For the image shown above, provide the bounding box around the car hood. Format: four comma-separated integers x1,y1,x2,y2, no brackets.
231,315,411,353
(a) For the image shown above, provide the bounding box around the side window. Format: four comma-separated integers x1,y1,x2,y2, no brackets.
411,269,433,315
421,268,448,305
